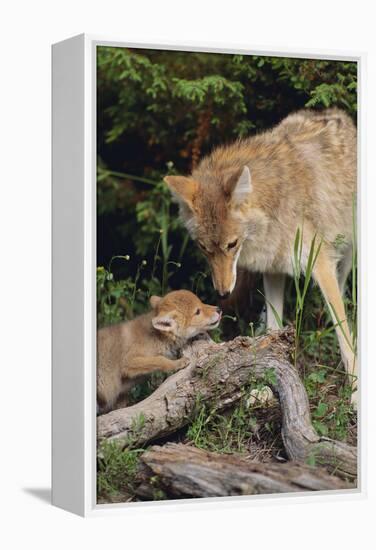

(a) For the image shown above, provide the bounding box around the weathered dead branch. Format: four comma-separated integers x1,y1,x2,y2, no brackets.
136,443,354,500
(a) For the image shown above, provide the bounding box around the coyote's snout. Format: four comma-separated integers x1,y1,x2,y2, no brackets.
197,234,242,298
165,108,358,405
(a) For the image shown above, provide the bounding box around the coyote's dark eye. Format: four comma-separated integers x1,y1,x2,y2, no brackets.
227,239,238,250
195,308,201,315
198,241,206,252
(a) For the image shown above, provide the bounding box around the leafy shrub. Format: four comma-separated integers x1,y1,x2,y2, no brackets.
97,441,143,500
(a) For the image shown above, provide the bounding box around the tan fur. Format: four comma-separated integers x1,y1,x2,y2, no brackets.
97,290,221,413
165,108,358,402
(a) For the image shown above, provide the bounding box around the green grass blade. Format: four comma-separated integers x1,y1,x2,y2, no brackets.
329,301,355,353
257,290,283,329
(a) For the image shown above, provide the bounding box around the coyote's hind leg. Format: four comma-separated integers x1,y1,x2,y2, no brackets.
337,244,354,296
313,252,357,406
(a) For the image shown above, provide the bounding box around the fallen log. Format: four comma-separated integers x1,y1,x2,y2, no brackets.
136,443,353,500
97,329,357,480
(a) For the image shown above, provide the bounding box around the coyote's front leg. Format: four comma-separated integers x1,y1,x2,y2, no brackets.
263,273,286,330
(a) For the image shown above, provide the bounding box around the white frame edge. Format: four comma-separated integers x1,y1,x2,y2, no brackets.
52,34,86,516
51,33,366,517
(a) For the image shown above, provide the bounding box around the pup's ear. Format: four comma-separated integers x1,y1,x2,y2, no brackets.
152,313,177,333
164,175,198,210
225,166,253,204
149,295,162,309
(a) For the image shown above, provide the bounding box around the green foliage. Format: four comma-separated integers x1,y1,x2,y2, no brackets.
97,263,151,326
98,50,356,159
186,377,280,454
304,364,355,441
261,367,277,388
97,441,143,501
97,265,132,326
186,394,259,454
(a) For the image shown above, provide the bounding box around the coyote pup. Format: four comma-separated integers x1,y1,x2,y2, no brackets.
165,108,357,402
97,290,221,413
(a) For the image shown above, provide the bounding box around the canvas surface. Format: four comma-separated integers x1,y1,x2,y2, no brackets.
95,46,358,504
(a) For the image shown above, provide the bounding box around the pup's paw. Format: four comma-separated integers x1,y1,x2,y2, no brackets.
175,357,190,370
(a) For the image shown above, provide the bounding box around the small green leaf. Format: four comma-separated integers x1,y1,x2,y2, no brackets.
314,402,329,418
313,420,329,436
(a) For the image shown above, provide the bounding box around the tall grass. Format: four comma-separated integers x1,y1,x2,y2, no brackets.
292,228,322,367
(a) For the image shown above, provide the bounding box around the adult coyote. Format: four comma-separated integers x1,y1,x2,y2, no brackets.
165,108,357,404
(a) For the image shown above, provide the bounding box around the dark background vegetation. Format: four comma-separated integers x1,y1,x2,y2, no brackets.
96,47,357,502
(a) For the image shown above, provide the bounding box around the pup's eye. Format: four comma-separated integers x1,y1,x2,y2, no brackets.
227,239,238,250
195,308,201,315
198,241,207,252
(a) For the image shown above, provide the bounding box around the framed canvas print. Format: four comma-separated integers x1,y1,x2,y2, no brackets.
52,34,365,516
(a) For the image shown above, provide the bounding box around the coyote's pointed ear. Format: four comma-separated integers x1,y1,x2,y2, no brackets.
226,166,253,204
152,312,177,333
150,295,162,309
164,176,198,210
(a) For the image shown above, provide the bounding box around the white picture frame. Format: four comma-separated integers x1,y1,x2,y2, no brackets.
52,34,366,517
